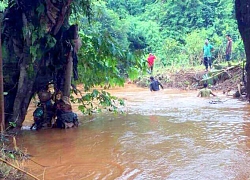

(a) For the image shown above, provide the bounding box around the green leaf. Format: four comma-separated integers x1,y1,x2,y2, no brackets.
8,153,15,159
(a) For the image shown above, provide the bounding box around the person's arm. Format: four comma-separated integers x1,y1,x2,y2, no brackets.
158,81,164,89
150,83,153,91
237,84,242,96
200,47,204,65
197,91,201,97
210,90,216,96
211,45,214,52
226,41,231,54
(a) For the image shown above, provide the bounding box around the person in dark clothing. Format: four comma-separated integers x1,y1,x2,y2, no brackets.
225,34,233,66
53,95,78,128
149,76,164,91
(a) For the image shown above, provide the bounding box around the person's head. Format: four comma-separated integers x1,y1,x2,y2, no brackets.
55,91,63,101
205,39,209,45
203,83,208,88
226,34,231,40
150,76,154,81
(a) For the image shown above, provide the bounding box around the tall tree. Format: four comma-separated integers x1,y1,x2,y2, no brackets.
235,0,250,99
2,0,143,130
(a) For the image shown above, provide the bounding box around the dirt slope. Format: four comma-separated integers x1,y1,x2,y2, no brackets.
135,65,244,92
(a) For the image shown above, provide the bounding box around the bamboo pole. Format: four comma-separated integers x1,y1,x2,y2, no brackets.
0,12,5,132
0,158,40,180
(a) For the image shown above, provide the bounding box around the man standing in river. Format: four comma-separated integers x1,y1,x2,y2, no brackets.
197,83,216,97
149,76,164,91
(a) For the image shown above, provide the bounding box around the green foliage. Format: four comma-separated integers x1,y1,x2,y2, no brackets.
69,1,145,113
184,29,208,66
105,0,244,68
77,32,123,90
71,1,145,90
72,89,124,115
161,38,183,66
8,122,16,128
0,0,7,11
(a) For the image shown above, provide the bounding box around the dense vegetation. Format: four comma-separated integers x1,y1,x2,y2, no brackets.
95,0,244,68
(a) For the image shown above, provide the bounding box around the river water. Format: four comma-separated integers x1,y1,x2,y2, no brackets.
19,84,250,180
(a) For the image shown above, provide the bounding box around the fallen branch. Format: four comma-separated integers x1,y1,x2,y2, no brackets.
200,70,230,82
200,64,241,83
0,158,40,180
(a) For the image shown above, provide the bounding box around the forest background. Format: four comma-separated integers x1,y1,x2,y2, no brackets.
72,0,244,70
0,0,245,83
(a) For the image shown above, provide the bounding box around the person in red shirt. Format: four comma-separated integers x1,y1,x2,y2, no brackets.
147,53,156,74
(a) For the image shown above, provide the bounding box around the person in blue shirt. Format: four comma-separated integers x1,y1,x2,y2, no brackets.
149,76,164,91
203,39,214,71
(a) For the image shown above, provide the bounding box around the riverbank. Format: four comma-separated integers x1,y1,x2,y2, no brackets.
135,63,244,93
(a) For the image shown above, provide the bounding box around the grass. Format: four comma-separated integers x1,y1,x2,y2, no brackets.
0,134,30,180
151,59,244,75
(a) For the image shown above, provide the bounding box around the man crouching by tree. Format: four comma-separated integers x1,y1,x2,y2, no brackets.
149,76,164,91
53,95,79,129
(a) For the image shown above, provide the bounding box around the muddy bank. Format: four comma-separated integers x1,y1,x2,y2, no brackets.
135,64,244,92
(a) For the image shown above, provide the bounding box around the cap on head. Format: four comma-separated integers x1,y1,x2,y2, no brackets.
203,83,208,88
150,76,154,80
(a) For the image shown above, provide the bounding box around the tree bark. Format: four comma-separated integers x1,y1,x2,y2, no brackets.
235,0,250,100
10,12,36,129
0,13,5,132
64,51,73,97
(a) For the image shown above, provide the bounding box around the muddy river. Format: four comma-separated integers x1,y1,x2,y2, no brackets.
18,84,250,179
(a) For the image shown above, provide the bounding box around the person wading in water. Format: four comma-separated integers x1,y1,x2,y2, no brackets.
197,83,216,97
149,76,164,91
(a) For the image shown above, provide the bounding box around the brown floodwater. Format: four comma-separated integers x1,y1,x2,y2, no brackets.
18,84,250,180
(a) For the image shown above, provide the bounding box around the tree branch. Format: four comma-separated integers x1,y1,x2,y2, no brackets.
0,158,40,180
45,0,60,25
53,0,73,35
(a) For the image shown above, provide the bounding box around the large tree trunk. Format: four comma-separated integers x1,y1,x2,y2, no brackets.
235,0,250,100
64,51,73,97
0,13,4,132
10,13,36,128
